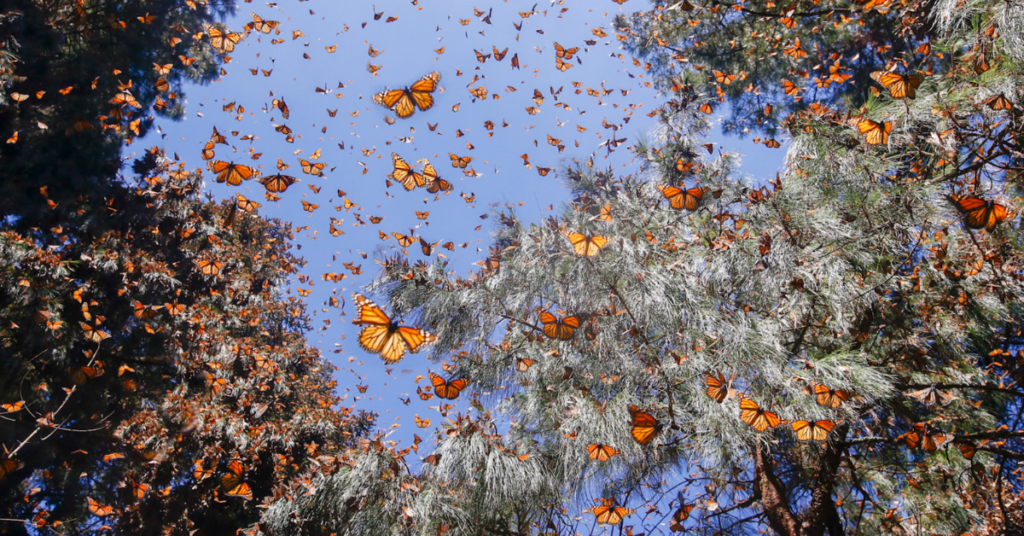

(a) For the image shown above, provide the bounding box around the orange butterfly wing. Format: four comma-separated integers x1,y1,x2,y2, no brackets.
629,405,661,444
705,373,727,403
857,120,891,146
431,373,467,399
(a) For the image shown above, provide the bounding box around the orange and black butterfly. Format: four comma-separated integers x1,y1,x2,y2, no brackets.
391,153,425,190
903,423,946,452
260,174,297,193
208,26,242,52
950,195,1010,231
422,162,453,193
857,119,891,146
88,497,115,516
430,373,468,399
870,71,925,99
299,159,324,176
705,372,728,403
540,311,579,340
0,458,23,481
247,13,279,34
515,357,535,371
449,153,473,169
739,398,782,432
554,42,579,60
629,405,663,444
352,293,436,363
71,366,101,385
791,420,835,442
586,444,619,461
492,46,508,61
814,384,850,408
984,93,1014,110
209,161,256,186
659,184,706,211
372,72,441,119
591,498,634,525
221,460,252,499
197,259,224,276
567,232,607,257
670,504,694,531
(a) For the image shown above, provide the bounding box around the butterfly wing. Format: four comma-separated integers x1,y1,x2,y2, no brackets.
558,315,580,339
374,88,407,109
706,373,727,403
540,311,560,339
397,325,435,353
629,406,660,444
352,294,391,326
660,185,685,210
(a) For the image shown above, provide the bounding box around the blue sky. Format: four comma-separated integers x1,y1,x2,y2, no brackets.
135,0,786,455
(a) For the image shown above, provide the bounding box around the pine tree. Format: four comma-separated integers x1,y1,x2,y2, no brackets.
274,0,1024,534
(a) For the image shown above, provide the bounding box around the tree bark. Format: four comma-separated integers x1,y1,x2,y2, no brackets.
754,442,802,536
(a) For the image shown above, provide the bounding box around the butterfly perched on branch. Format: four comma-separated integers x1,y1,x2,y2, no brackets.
950,195,1010,231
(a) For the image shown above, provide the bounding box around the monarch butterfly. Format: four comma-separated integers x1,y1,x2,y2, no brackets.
586,444,619,461
430,373,468,399
739,398,782,431
492,46,508,60
299,159,325,176
713,70,736,85
591,498,634,525
88,498,115,516
791,420,836,442
904,423,946,452
80,322,111,344
71,365,101,385
208,27,242,52
392,232,415,247
272,98,290,119
951,195,1010,231
567,232,608,257
221,460,252,499
247,13,279,34
372,72,441,119
195,260,222,276
469,86,488,99
423,163,453,193
0,458,22,481
236,195,261,213
906,386,957,406
958,442,976,460
352,293,436,363
474,49,491,63
856,119,891,146
554,42,579,59
984,93,1014,110
555,58,572,72
390,153,425,190
201,140,216,161
705,372,728,403
540,311,579,340
698,102,714,114
209,161,256,186
515,357,535,371
260,174,297,193
449,153,473,168
659,184,706,211
629,405,663,444
870,71,925,99
814,384,850,408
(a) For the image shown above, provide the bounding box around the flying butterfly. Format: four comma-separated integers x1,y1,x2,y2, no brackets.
352,293,436,363
422,162,453,193
540,311,579,340
870,71,924,99
567,232,608,257
739,398,782,432
390,153,425,190
492,46,508,60
591,498,634,525
260,174,297,193
221,460,252,499
856,119,891,146
791,420,836,442
449,153,473,168
950,195,1010,231
629,405,663,445
554,42,579,59
659,184,706,211
210,161,257,186
372,72,441,119
430,373,468,400
208,26,242,52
